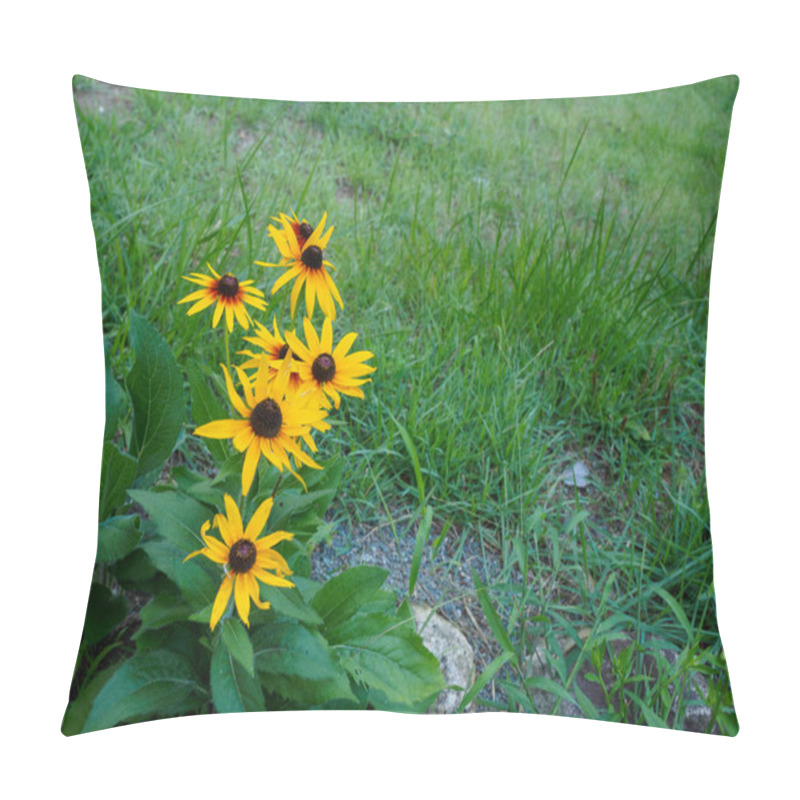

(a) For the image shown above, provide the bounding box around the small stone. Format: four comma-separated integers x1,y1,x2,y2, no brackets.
412,605,476,713
561,460,590,488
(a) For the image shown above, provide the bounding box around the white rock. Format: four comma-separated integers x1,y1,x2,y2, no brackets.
412,605,476,713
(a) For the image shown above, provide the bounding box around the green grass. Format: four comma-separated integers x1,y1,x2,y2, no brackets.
74,74,738,729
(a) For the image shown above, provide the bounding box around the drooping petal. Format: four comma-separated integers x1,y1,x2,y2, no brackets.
242,438,262,496
212,301,225,328
234,575,252,627
210,575,234,630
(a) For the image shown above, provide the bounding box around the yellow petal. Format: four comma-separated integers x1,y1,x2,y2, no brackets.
321,317,334,354
210,575,234,631
212,300,225,328
234,575,252,627
245,496,274,541
222,365,251,418
285,329,311,362
186,295,218,316
242,438,261,495
306,211,328,249
333,332,358,360
290,272,306,317
194,419,250,439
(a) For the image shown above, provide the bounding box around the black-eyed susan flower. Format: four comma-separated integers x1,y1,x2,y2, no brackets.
271,211,315,250
237,318,304,393
178,263,267,332
185,494,294,630
285,317,375,410
193,354,329,495
256,211,343,321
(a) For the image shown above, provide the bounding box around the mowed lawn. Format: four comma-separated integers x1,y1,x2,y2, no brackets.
74,75,738,727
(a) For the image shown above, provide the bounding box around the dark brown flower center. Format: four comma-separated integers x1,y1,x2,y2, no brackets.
250,398,282,438
312,353,336,383
277,343,302,362
298,222,314,241
217,274,240,298
301,245,323,271
228,539,257,573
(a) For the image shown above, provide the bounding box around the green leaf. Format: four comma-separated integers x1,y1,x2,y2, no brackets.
257,584,324,626
83,650,205,732
137,580,192,631
125,311,185,477
625,419,652,442
62,663,120,736
333,613,445,707
96,515,141,563
210,638,265,713
99,441,137,522
261,670,357,708
458,651,513,712
127,489,211,552
624,690,669,728
104,358,126,442
472,571,517,659
389,412,425,506
81,582,128,646
524,675,579,712
187,364,228,465
221,618,255,676
266,487,339,533
409,505,433,596
140,539,219,610
651,585,695,641
311,566,389,633
111,547,158,592
253,620,342,681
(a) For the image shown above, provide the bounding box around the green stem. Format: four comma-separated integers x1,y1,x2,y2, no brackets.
271,474,283,499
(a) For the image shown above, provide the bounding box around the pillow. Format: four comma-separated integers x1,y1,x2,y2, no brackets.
63,74,738,735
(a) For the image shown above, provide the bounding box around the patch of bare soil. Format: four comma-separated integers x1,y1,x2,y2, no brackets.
73,78,134,118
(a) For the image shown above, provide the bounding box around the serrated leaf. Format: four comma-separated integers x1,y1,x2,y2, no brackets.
127,489,211,552
81,582,128,646
334,613,444,706
257,584,324,626
125,311,185,476
96,515,141,563
138,581,191,631
311,566,389,633
99,441,137,522
221,618,255,676
140,539,219,610
210,639,264,713
261,670,357,708
83,650,205,732
253,620,342,681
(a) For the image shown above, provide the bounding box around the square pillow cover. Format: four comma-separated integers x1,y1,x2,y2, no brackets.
63,75,739,735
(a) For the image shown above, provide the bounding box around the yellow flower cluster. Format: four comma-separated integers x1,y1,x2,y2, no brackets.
178,211,375,630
